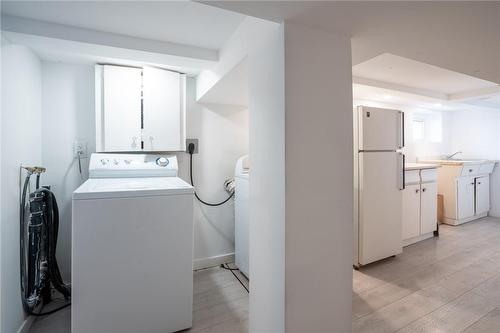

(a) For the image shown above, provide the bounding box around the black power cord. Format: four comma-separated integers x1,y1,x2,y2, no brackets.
188,143,234,206
222,263,249,293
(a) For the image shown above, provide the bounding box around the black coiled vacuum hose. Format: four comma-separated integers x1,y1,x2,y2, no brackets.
20,172,71,316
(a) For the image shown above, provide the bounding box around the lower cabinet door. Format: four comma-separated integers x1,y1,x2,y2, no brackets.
421,182,438,235
475,176,490,215
457,176,475,220
402,184,421,241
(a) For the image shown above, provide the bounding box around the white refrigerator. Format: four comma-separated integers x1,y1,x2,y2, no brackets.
354,106,405,267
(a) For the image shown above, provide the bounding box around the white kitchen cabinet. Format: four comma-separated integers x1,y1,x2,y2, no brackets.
457,176,475,220
402,184,421,240
101,65,142,151
475,176,490,215
143,67,185,151
418,160,496,225
402,165,438,246
96,65,186,152
420,182,438,235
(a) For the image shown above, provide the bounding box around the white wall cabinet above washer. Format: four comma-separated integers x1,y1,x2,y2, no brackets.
100,65,142,151
96,65,186,152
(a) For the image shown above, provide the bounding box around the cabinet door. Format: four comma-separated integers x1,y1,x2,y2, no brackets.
421,182,438,234
103,65,142,151
143,67,185,151
402,184,420,240
457,176,475,220
475,176,490,215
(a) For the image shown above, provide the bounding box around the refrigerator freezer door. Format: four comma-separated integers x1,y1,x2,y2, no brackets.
358,151,403,265
358,106,404,151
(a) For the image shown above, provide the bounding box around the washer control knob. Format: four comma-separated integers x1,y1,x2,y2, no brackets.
124,159,132,165
113,159,119,165
156,157,169,167
101,159,108,165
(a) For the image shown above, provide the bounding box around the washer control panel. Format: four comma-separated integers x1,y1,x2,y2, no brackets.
89,153,178,178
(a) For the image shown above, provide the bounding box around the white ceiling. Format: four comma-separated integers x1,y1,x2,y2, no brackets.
353,84,456,112
205,1,500,85
353,53,500,112
1,1,244,50
2,30,213,76
353,54,498,96
463,94,500,110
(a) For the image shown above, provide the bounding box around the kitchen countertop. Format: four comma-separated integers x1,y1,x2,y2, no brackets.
418,159,498,166
405,162,440,171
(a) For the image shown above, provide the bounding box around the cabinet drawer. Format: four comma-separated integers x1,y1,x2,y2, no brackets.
405,170,420,185
479,163,495,175
421,169,438,183
460,164,480,177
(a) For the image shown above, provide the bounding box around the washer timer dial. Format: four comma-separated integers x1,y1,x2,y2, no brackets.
156,157,169,167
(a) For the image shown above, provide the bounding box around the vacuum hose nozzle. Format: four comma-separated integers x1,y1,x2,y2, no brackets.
22,166,46,175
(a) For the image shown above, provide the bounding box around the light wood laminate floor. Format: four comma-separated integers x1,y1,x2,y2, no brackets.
28,265,249,333
353,217,500,333
29,218,500,333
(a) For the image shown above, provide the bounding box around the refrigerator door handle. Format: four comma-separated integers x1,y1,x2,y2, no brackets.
398,111,405,149
402,112,405,148
399,153,405,190
403,154,406,190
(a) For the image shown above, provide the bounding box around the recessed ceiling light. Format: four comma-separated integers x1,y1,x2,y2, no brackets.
433,103,443,107
383,95,392,100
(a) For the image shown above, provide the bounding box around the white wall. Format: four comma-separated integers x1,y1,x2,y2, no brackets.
284,22,353,333
41,62,96,281
178,78,249,267
39,65,247,279
1,44,42,333
448,109,500,217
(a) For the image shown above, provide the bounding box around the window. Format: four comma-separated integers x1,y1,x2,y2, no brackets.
412,119,425,142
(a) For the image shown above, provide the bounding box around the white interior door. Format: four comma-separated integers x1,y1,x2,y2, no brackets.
358,106,403,151
103,65,142,151
475,176,490,215
358,152,403,265
143,67,184,151
420,182,438,234
402,184,420,240
457,176,475,220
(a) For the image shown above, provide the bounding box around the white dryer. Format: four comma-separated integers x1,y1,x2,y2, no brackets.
72,153,194,333
234,155,249,278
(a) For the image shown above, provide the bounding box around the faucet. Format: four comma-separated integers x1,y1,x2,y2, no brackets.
446,151,462,160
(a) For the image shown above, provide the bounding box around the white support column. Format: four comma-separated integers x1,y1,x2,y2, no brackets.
248,22,286,333
284,22,354,333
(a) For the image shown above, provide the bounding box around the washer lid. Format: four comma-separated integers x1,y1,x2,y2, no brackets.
73,177,194,200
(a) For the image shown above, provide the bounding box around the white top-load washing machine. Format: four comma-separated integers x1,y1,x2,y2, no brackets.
72,153,194,333
234,155,249,278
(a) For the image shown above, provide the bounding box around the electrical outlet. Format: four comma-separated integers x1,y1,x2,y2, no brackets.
74,141,88,158
186,138,199,154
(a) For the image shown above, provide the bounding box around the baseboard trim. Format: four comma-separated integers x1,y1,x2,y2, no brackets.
443,212,488,226
403,232,435,247
17,316,34,333
193,253,235,270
